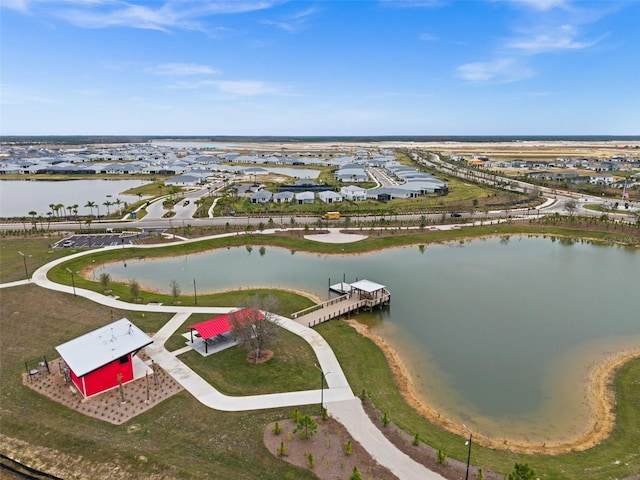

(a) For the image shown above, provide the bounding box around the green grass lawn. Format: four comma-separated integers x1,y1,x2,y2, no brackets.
316,320,640,479
0,236,77,283
178,327,318,395
0,284,316,480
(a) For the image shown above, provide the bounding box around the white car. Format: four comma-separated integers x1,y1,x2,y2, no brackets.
62,240,74,248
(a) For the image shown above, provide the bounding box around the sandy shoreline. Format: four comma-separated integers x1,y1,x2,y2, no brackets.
345,319,640,455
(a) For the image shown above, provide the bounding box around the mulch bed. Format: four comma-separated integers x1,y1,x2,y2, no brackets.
264,416,398,480
22,350,183,425
362,399,502,480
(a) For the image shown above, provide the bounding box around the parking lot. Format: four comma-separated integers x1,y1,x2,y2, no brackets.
55,233,141,249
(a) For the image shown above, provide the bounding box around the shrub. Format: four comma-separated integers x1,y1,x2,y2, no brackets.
413,433,419,446
436,449,447,465
349,466,362,480
382,412,390,427
345,440,352,456
277,440,287,457
306,452,314,469
272,422,282,435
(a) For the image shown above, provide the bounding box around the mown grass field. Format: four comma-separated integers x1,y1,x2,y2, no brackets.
0,285,317,480
2,223,639,479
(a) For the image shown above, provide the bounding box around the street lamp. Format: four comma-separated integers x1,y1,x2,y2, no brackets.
463,424,472,480
18,251,28,278
314,364,331,414
65,267,76,297
193,278,198,305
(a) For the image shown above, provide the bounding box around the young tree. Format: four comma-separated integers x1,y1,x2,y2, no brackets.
349,466,362,480
170,279,181,302
565,199,578,216
99,272,111,291
228,296,281,363
129,279,140,300
507,463,536,480
293,414,318,439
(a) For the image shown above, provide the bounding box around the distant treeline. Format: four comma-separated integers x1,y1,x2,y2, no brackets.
1,135,640,146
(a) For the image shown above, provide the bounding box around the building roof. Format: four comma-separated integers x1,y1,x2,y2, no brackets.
55,318,152,377
188,308,264,340
350,279,386,293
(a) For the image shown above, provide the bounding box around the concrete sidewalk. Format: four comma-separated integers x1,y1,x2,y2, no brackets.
15,231,448,479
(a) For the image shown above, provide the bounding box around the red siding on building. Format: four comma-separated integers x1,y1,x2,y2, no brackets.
70,369,86,396
70,354,134,397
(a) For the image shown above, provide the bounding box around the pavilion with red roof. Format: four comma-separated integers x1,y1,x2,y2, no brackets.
187,308,264,354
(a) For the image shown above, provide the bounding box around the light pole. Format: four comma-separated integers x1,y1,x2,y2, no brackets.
314,364,331,414
193,278,198,305
463,424,472,480
65,267,76,297
18,251,28,278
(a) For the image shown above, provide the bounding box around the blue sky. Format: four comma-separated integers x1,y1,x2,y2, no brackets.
1,0,639,136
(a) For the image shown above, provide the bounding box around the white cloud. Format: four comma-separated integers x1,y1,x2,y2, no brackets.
260,5,318,32
456,58,533,83
16,1,286,32
512,0,568,11
146,63,219,76
213,80,279,96
1,0,29,12
0,84,54,105
379,0,445,8
419,33,438,41
166,78,280,96
507,25,599,54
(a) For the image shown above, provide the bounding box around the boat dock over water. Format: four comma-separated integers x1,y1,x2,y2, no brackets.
292,279,391,328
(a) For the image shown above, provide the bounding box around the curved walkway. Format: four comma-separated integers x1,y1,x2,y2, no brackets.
12,232,445,479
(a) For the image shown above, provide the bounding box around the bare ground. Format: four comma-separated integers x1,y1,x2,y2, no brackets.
263,417,398,480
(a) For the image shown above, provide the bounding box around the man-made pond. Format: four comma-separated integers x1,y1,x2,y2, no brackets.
96,236,640,443
0,179,151,218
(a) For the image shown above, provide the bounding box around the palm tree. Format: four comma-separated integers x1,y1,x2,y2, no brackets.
46,212,52,230
55,203,64,219
66,205,74,218
28,211,37,228
115,198,123,214
49,203,56,218
85,201,96,217
103,200,112,217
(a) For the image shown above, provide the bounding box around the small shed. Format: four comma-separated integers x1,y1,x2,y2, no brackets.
55,318,153,398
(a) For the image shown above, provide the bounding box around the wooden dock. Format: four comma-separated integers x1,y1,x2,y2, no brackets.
292,279,390,328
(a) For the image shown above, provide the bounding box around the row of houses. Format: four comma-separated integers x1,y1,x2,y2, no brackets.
527,171,637,189
250,185,368,205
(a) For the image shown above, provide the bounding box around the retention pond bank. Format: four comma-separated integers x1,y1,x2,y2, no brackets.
95,236,640,446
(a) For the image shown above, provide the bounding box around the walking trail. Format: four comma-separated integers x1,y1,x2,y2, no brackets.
6,230,446,480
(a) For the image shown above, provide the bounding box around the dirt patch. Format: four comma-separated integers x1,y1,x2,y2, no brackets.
22,350,183,425
247,349,274,364
264,417,398,480
345,319,640,455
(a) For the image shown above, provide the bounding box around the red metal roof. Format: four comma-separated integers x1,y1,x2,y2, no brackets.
187,308,264,340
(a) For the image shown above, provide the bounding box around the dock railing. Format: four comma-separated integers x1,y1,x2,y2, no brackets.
291,293,351,319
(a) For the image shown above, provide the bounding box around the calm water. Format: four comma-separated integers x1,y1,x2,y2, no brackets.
97,237,640,441
0,179,151,218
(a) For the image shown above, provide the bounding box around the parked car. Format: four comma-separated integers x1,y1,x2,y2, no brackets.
62,240,74,247
450,212,462,218
183,200,190,206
